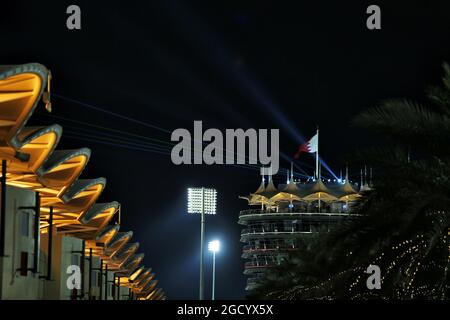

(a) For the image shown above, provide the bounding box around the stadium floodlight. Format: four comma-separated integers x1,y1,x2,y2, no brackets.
187,188,217,215
208,240,220,253
208,240,220,300
187,187,217,300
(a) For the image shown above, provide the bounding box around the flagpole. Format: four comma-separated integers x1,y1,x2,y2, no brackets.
290,162,294,182
316,126,319,180
316,126,321,213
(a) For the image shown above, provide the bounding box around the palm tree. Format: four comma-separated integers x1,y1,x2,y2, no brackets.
250,63,450,300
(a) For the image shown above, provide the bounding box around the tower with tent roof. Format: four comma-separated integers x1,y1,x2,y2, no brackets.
238,164,363,291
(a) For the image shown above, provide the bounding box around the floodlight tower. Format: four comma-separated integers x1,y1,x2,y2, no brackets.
187,187,217,300
208,240,220,300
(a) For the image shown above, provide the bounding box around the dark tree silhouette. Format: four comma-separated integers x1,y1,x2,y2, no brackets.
250,63,450,300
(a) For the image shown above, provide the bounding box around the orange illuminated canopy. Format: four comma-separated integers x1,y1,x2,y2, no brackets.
0,63,162,299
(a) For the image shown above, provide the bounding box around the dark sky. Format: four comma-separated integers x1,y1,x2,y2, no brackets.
2,1,450,299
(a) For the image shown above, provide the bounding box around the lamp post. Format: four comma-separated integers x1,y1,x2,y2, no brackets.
208,240,220,300
187,187,217,300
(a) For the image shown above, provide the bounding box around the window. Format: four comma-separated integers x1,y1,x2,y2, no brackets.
20,252,28,276
21,211,30,237
91,271,98,287
31,213,37,238
71,254,79,267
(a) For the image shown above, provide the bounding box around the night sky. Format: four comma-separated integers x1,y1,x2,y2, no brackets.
2,1,450,299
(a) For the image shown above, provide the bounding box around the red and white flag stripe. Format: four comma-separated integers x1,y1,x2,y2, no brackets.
294,134,318,158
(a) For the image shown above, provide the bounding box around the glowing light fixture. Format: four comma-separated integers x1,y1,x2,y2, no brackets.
208,240,220,253
208,240,220,300
187,188,217,215
187,187,218,301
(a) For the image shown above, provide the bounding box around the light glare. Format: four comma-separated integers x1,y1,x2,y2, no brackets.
208,240,220,252
187,187,217,215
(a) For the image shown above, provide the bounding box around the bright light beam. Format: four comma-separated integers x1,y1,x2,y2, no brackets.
165,1,338,180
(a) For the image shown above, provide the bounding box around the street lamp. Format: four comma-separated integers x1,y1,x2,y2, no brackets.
208,240,220,300
187,187,217,300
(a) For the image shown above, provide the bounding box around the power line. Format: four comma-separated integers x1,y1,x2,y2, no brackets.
37,113,172,146
52,94,262,163
62,132,267,173
36,116,175,151
64,129,170,154
53,94,172,134
50,94,312,178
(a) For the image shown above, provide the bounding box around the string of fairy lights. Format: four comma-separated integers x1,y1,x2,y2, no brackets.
265,209,449,299
38,94,448,299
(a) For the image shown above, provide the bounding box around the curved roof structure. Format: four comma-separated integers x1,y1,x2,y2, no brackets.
140,279,158,297
37,148,91,189
86,224,121,257
95,224,120,243
259,179,278,199
328,180,360,201
241,174,361,207
128,266,146,284
119,266,161,298
254,179,265,194
270,181,302,203
118,266,145,287
141,287,164,300
39,178,106,229
133,268,153,288
246,177,268,205
81,201,120,225
300,180,338,202
152,288,166,300
0,63,49,149
105,231,134,258
1,125,61,185
14,125,61,170
0,63,163,300
112,243,140,267
58,201,120,237
116,253,145,276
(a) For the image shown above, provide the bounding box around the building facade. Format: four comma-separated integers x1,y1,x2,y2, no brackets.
239,169,366,291
0,63,165,300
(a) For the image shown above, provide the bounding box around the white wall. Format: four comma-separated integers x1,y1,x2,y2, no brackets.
41,233,83,300
0,186,43,299
119,285,131,300
104,269,114,300
88,255,101,300
0,185,125,300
